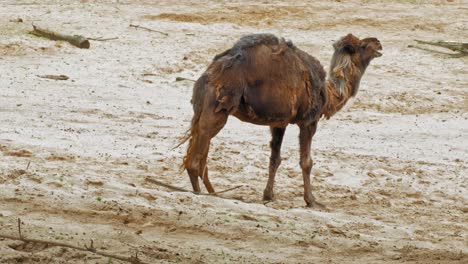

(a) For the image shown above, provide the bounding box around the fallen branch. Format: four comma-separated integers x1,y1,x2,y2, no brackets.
30,25,90,49
0,218,147,264
37,74,69,81
408,45,466,58
144,177,243,196
129,24,168,36
409,39,467,58
414,39,468,52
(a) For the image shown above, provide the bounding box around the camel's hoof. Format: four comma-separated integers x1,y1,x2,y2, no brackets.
305,200,327,210
262,192,275,202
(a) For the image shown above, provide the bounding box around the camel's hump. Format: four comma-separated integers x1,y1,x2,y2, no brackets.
213,34,294,61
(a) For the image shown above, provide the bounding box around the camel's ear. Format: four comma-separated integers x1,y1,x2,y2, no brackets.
360,41,367,48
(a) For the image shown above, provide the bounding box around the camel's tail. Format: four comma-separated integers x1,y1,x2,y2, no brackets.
176,75,208,172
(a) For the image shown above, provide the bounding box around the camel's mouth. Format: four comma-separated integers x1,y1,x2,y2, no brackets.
373,45,383,57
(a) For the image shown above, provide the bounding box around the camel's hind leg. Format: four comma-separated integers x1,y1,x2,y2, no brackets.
263,126,286,201
298,122,325,209
185,107,228,193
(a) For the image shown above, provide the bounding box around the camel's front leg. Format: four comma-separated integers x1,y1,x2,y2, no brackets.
299,122,325,209
263,126,286,201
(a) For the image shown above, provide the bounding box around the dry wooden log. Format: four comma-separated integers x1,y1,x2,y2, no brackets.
30,25,90,49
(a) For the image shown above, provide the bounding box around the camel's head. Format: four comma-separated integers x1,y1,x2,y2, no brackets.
330,34,382,97
333,34,383,65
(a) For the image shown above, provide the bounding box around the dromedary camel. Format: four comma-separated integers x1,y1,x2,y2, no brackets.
180,33,382,208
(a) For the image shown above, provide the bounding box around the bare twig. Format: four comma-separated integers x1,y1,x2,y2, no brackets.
129,24,168,36
85,239,96,252
87,37,119,41
141,73,158,76
0,218,146,263
144,177,189,192
17,218,22,239
0,233,147,264
130,252,141,263
210,185,244,195
26,160,31,171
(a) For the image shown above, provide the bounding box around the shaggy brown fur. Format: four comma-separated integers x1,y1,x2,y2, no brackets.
181,33,382,207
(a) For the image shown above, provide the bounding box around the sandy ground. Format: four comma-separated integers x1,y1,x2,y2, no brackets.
0,0,467,263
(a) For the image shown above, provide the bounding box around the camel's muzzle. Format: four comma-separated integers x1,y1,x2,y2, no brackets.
374,44,383,57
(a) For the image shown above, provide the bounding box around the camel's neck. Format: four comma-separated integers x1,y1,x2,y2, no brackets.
322,56,365,119
321,80,352,119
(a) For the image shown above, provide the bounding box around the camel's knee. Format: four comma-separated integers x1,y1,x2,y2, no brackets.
269,155,282,170
185,153,202,179
186,157,200,176
300,158,313,171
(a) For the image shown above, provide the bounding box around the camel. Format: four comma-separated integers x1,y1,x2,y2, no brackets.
180,33,382,208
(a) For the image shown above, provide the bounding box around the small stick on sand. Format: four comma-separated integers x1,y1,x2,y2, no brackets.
175,77,196,82
145,177,189,192
210,185,244,195
37,74,70,81
30,25,90,49
87,36,119,41
9,18,23,23
17,218,22,239
129,24,168,36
